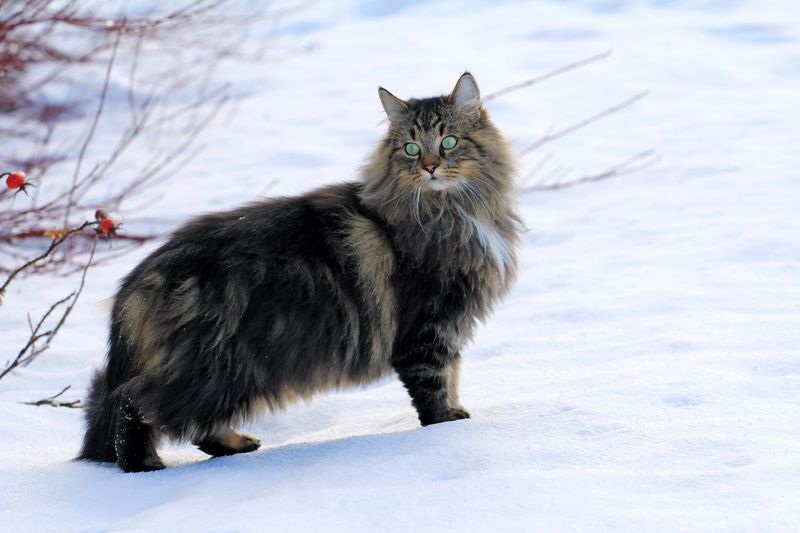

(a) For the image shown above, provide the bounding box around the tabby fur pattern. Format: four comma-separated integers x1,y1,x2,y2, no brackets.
79,73,521,472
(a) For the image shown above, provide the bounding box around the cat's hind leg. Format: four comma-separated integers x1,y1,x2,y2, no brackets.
113,382,164,473
194,428,261,457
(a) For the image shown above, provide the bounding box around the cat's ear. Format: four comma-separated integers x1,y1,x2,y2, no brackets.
450,72,481,112
378,87,408,122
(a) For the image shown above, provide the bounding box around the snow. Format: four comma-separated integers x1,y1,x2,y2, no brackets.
2,0,799,531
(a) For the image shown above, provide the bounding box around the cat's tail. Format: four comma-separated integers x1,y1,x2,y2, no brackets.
78,323,138,463
78,367,120,462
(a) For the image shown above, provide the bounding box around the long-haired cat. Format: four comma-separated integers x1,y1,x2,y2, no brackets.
79,73,521,472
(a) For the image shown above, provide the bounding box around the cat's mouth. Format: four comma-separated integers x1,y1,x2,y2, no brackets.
423,172,459,191
426,178,458,191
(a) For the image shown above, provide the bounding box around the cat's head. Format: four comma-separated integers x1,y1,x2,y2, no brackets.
361,73,515,218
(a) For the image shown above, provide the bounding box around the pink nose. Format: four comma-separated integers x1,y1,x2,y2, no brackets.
425,164,438,174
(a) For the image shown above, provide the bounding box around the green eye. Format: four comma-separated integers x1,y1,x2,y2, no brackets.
404,142,421,156
441,136,458,150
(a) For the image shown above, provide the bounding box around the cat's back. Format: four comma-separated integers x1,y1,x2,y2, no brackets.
109,181,398,398
120,182,371,290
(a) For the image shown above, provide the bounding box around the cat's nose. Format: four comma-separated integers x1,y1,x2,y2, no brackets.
425,164,438,174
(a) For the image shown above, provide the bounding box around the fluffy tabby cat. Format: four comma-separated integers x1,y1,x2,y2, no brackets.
79,73,521,472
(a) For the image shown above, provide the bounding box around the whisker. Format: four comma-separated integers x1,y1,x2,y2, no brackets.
471,176,502,197
413,185,428,236
463,182,492,214
458,183,481,215
378,181,413,206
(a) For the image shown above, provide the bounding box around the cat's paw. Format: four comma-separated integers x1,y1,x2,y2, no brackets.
421,407,471,426
118,455,165,473
196,431,261,457
448,407,471,420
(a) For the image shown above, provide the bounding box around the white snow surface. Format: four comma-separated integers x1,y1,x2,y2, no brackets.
2,1,799,531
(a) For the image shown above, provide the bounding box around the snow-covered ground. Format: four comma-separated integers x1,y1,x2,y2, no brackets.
2,1,799,531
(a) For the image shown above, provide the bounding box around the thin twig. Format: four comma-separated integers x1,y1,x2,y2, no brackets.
0,221,93,301
0,238,98,382
523,150,659,192
47,237,97,342
520,152,553,186
519,91,649,156
2,228,151,244
0,293,72,381
484,50,612,102
22,385,81,408
63,32,121,225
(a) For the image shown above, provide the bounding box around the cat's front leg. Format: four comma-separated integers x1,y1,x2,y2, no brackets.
392,333,470,426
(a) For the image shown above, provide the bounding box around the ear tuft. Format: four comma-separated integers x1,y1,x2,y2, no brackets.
451,72,481,112
378,87,408,122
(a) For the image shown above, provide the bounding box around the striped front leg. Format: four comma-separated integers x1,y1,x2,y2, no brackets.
392,331,470,426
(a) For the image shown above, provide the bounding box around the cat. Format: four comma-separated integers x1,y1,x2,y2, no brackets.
79,73,521,472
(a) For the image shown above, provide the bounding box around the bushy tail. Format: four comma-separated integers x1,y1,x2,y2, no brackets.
78,368,120,462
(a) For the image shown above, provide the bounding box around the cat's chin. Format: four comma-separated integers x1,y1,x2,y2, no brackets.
425,178,459,192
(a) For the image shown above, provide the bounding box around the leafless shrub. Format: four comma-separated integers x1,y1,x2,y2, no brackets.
0,0,281,385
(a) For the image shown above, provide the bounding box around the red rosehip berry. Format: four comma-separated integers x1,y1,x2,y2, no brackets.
95,208,110,222
99,218,117,237
6,171,26,190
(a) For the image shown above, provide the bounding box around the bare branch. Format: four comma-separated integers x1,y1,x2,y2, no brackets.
22,385,82,408
523,150,659,192
485,50,612,102
519,91,649,156
0,293,72,381
2,1,282,279
519,152,554,186
63,32,121,224
0,237,97,382
0,221,93,301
